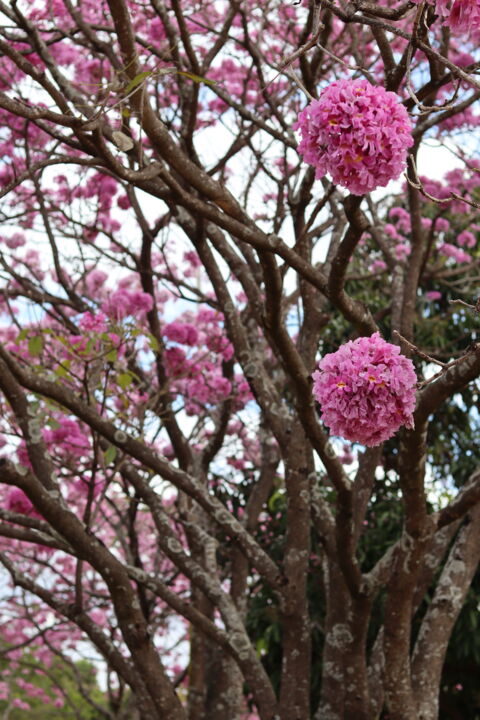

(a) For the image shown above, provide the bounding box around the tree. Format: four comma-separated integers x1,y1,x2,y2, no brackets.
0,650,105,719
0,0,479,718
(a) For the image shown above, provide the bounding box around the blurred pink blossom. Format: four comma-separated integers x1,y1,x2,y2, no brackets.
79,311,108,333
457,230,476,248
447,0,480,32
438,242,472,264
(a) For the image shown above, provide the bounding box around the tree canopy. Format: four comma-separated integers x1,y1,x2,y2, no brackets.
0,1,479,719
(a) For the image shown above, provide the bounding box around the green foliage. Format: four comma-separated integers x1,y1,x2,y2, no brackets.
0,655,106,719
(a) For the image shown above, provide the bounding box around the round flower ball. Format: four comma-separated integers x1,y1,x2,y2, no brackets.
295,78,414,195
312,333,417,447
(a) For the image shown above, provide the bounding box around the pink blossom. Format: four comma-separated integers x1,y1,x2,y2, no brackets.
370,259,387,272
206,333,234,360
389,207,411,233
446,0,480,33
457,230,476,248
12,699,30,710
436,218,450,232
78,311,108,333
84,269,108,294
183,251,201,268
339,444,355,464
129,291,154,315
394,242,411,261
4,233,26,249
148,16,167,44
440,106,480,131
295,79,413,194
228,457,246,470
102,290,153,320
44,419,90,459
438,242,472,264
425,291,442,301
197,308,218,323
384,223,400,240
451,51,475,67
186,378,211,405
71,476,103,500
69,335,87,352
117,194,130,210
6,488,36,516
313,333,417,446
163,322,198,346
164,346,188,377
209,376,232,397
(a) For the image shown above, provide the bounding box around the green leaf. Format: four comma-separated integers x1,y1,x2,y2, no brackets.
268,490,283,512
104,445,117,465
256,637,267,656
147,333,159,352
54,365,69,378
17,328,29,341
80,338,95,355
28,335,44,357
177,70,217,86
124,71,151,95
106,349,117,363
118,372,133,390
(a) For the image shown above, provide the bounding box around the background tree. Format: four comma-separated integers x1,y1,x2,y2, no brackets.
0,650,105,719
0,1,479,719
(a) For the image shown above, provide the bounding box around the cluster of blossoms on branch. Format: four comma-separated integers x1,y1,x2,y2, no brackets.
313,333,417,447
295,79,414,195
0,0,479,716
417,0,480,33
448,0,480,32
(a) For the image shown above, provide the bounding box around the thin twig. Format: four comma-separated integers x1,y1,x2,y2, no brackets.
393,330,477,387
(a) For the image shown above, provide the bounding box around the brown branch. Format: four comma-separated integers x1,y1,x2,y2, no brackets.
412,504,480,718
0,343,283,592
438,468,480,528
327,195,377,336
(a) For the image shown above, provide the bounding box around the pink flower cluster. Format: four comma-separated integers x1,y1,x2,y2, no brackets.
313,333,417,446
78,311,108,333
457,230,476,248
411,0,480,33
163,322,198,346
44,419,90,459
447,0,480,33
6,487,37,516
295,79,413,195
101,289,153,320
438,242,472,264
